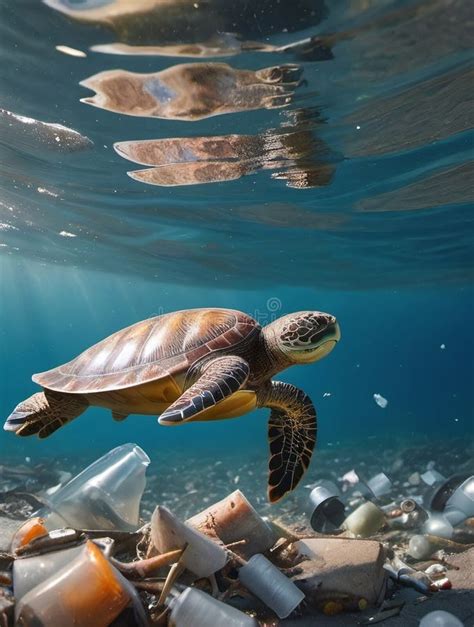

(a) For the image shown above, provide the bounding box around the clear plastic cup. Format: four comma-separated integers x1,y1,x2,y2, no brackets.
15,541,131,627
40,443,150,531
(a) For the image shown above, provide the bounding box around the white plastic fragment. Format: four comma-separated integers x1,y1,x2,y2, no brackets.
238,554,305,619
151,506,227,578
169,587,258,627
421,469,446,486
342,501,385,537
341,469,359,485
366,472,392,498
55,45,87,57
419,610,463,627
373,393,388,408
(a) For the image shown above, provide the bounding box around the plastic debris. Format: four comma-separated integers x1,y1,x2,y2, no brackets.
408,535,434,560
55,45,86,57
373,394,388,408
151,506,228,578
384,558,432,595
308,481,346,532
444,475,474,523
187,489,277,559
342,469,360,485
169,587,258,627
421,469,446,487
238,553,305,619
342,502,386,537
39,444,150,531
10,517,47,553
13,544,83,599
424,513,454,540
366,473,392,499
419,610,463,627
14,541,136,626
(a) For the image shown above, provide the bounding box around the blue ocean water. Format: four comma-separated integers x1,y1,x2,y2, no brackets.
0,0,473,478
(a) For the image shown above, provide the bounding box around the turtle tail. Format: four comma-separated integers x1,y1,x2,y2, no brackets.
4,390,88,438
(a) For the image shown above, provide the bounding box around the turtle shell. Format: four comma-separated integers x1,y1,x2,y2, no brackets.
33,308,260,394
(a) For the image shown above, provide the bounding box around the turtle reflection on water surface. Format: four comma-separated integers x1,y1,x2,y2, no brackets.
5,309,340,503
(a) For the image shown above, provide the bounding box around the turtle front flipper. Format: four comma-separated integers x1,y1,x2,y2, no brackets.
258,381,317,503
158,356,250,425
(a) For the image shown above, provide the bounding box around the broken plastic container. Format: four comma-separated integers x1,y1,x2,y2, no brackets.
238,553,305,619
39,443,150,531
151,505,227,578
366,473,392,499
187,490,276,559
308,481,345,532
419,610,464,627
15,541,133,627
421,469,446,487
342,501,385,537
169,587,258,627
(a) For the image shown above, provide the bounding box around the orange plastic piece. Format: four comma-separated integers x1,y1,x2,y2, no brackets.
11,517,48,552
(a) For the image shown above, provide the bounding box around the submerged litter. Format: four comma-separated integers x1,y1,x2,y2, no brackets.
373,393,388,408
1,443,473,626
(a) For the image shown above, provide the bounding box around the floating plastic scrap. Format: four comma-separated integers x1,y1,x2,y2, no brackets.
169,587,258,627
14,541,137,627
342,501,385,538
239,553,305,619
419,610,464,627
366,472,392,499
308,481,346,532
187,489,277,559
373,394,388,408
39,443,150,531
151,506,227,578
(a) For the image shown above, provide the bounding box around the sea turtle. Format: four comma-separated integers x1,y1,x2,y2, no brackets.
4,308,340,502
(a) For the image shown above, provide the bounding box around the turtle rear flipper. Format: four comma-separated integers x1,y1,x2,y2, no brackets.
4,390,88,439
258,381,317,503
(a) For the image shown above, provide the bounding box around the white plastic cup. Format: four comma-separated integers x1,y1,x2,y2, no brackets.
41,443,150,531
169,587,258,627
239,553,305,619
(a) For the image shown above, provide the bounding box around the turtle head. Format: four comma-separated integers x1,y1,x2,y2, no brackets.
266,311,340,365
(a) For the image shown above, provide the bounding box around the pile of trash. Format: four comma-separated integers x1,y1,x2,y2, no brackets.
0,444,472,626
